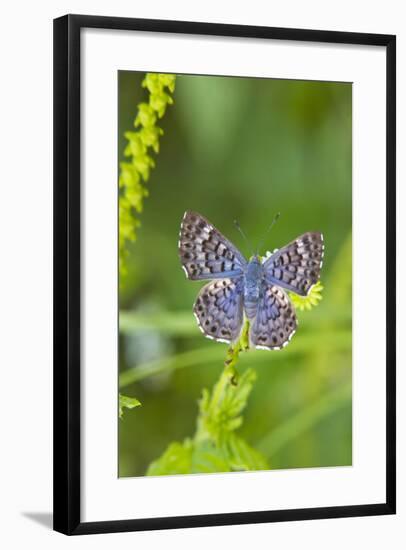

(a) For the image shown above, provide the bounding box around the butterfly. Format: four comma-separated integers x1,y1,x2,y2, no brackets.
178,211,324,350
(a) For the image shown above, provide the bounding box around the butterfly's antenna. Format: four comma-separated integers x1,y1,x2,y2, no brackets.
234,219,255,256
256,212,281,254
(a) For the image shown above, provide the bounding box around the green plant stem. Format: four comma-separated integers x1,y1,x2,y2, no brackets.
118,328,350,389
120,310,196,335
119,346,221,388
256,381,351,459
119,307,351,335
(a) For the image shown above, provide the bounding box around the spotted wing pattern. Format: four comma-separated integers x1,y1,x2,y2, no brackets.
250,284,298,350
179,211,247,280
263,232,324,296
193,278,244,343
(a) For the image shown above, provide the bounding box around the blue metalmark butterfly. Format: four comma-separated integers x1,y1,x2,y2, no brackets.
178,211,324,350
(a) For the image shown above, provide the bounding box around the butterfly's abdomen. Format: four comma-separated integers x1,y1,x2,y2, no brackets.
244,257,263,319
244,299,258,320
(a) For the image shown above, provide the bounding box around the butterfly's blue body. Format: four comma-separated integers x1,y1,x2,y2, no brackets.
244,256,263,320
179,211,324,350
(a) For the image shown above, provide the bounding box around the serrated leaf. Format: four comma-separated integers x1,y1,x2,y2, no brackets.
146,440,193,476
225,434,269,471
191,440,231,473
220,368,257,420
197,367,257,446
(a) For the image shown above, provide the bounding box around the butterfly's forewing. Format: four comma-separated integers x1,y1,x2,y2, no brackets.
179,211,247,280
263,232,324,296
193,278,244,343
250,284,297,350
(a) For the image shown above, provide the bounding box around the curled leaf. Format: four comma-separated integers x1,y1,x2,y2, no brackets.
119,393,141,419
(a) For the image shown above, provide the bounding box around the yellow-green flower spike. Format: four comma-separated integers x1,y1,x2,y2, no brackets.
119,73,176,277
289,281,324,312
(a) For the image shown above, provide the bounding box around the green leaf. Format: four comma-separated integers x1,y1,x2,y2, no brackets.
119,393,141,419
220,368,257,420
145,439,233,476
191,440,231,473
224,434,269,471
146,440,193,476
146,433,268,476
196,367,257,444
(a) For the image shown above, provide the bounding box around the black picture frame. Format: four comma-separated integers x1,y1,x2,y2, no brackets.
53,14,396,535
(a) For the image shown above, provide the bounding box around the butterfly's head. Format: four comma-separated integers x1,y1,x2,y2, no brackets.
248,254,261,264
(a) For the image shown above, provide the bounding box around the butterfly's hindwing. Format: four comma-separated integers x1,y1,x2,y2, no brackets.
193,278,244,343
179,211,246,280
250,284,298,350
263,232,324,296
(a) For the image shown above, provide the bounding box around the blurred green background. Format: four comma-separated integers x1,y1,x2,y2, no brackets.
118,72,352,478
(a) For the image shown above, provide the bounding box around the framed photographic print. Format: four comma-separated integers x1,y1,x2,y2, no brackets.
53,14,396,535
